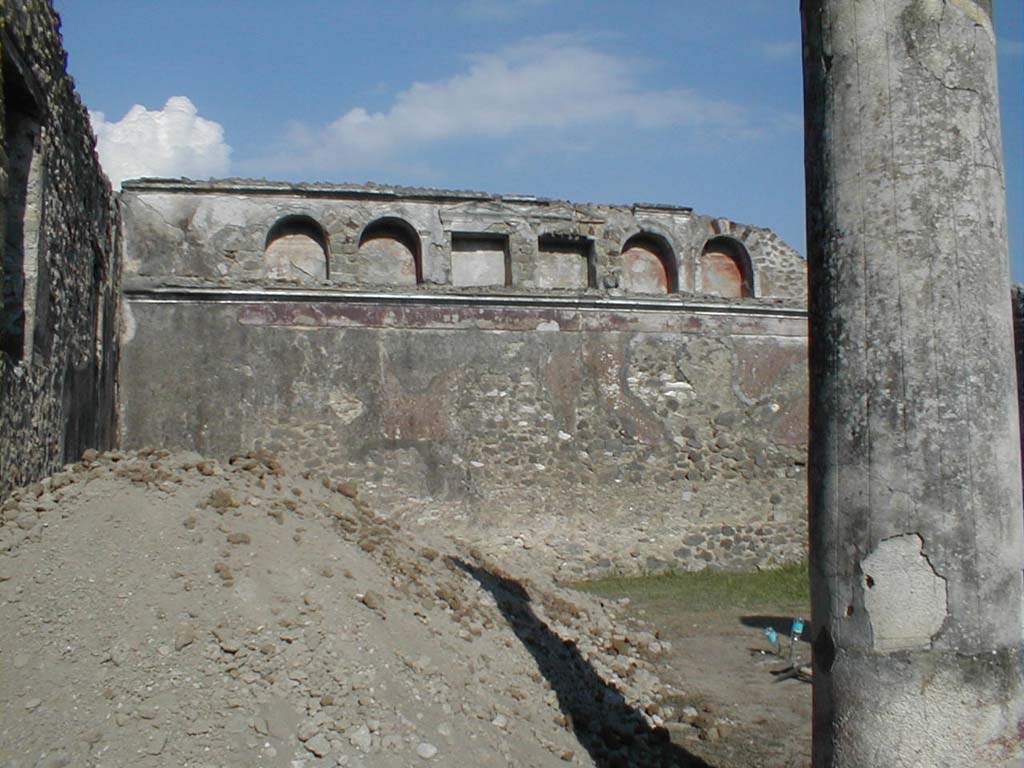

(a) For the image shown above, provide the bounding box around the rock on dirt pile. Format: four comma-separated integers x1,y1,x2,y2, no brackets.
0,449,691,767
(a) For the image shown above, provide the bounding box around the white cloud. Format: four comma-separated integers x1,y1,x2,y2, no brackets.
90,96,231,189
273,35,747,173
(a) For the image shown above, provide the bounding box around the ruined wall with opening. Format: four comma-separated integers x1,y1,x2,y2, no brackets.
119,180,807,575
0,2,121,497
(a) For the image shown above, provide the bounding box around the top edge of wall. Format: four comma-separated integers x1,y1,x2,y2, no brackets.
118,178,693,215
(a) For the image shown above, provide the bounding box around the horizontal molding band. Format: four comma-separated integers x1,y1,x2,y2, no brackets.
122,284,807,320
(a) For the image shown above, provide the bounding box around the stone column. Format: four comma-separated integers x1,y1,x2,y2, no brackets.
801,1,1024,765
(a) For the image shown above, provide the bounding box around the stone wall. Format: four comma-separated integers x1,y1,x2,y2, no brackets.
119,180,807,303
119,182,808,574
0,1,120,496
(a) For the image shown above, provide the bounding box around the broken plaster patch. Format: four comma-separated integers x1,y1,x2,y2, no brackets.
326,389,364,424
861,533,948,652
121,301,137,344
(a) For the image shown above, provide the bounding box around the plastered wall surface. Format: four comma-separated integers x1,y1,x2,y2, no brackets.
120,182,809,574
119,181,807,301
0,1,120,497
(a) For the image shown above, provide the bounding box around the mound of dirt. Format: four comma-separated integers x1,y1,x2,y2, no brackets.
0,449,701,767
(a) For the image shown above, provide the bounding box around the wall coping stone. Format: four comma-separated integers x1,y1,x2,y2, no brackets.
120,178,702,218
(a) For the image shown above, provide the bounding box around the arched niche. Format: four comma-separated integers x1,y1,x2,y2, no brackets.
264,215,329,282
620,232,678,294
357,217,422,286
700,236,753,298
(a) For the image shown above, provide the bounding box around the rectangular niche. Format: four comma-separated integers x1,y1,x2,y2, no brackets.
451,232,510,288
537,234,594,290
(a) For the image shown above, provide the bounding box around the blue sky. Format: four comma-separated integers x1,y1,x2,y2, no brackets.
53,1,1022,279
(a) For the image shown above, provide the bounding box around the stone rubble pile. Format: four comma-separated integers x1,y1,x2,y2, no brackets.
0,449,692,767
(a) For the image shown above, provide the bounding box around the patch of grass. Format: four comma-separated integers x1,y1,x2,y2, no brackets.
572,560,810,613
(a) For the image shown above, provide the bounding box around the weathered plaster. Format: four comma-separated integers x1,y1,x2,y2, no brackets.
119,180,808,303
860,534,947,651
828,648,1024,767
118,182,810,571
803,0,1024,763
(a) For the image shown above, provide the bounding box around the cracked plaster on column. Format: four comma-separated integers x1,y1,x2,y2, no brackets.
861,533,948,651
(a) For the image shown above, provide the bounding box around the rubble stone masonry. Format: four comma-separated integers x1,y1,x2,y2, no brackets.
1,1,813,574
0,1,120,496
119,180,809,573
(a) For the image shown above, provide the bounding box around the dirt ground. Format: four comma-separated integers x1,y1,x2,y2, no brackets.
611,603,812,768
1,448,811,767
